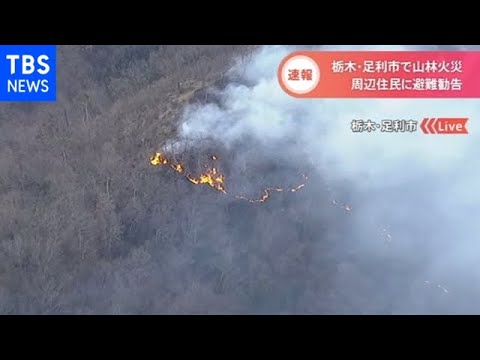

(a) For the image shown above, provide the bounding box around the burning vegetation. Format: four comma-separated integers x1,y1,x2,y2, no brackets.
149,151,307,203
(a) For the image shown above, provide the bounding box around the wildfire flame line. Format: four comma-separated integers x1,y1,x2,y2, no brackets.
149,152,306,203
235,180,307,204
149,152,394,242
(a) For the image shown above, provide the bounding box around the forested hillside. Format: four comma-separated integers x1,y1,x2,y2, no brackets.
1,45,449,314
0,45,285,313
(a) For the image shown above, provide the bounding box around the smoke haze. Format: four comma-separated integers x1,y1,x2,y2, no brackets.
177,45,480,313
2,45,478,314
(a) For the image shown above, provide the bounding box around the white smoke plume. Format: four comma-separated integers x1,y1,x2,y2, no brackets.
178,45,480,313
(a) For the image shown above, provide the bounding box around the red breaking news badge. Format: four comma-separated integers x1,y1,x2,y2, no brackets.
279,55,320,96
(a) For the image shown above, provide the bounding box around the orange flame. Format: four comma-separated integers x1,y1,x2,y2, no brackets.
171,164,184,173
150,152,184,173
149,152,306,204
235,174,308,203
150,152,168,166
186,167,226,194
235,190,270,204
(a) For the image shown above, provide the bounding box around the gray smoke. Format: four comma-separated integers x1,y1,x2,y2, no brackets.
177,45,480,314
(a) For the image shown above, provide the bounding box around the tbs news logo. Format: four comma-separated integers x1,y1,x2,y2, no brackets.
0,45,56,101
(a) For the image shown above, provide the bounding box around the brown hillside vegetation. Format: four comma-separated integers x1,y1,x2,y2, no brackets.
0,45,363,314
0,45,259,313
